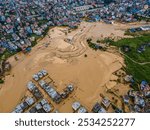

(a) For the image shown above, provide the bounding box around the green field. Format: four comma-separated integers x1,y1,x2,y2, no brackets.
112,33,150,63
111,32,150,82
125,58,150,82
0,50,16,61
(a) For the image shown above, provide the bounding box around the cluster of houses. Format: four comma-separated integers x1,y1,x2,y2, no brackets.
122,75,150,113
12,69,76,113
92,97,111,113
12,66,150,113
60,84,74,99
91,79,150,113
32,70,48,81
129,26,150,33
13,96,53,113
0,0,149,55
38,80,62,104
12,97,35,113
74,0,150,23
39,79,74,104
28,98,53,113
125,80,150,113
27,81,43,100
92,102,107,113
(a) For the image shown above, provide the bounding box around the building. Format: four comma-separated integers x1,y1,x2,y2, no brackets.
74,5,93,12
101,97,111,109
72,101,81,111
77,107,87,113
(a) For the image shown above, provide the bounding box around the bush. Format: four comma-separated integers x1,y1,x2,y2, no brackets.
0,79,4,84
84,54,87,57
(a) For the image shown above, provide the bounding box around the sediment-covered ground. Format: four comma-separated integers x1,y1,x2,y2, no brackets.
0,22,147,112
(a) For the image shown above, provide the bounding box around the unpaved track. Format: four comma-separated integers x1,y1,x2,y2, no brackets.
119,48,150,65
47,24,95,59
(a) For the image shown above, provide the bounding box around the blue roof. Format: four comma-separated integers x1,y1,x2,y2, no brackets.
141,80,148,86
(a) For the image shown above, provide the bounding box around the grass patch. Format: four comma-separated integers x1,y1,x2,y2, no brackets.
0,79,4,84
97,37,114,44
111,32,150,82
87,38,107,51
125,57,150,82
111,33,150,63
0,50,16,61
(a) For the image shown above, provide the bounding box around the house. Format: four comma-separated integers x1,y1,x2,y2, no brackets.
33,70,48,81
124,75,133,82
128,89,137,98
40,69,48,76
143,91,150,98
92,102,106,113
137,45,146,53
74,5,93,12
25,97,35,106
101,97,111,109
98,107,106,113
38,80,47,88
92,102,101,113
37,71,44,79
67,84,74,92
63,84,74,96
129,28,136,33
134,96,145,108
47,86,58,99
122,45,131,53
123,95,130,104
53,94,62,104
20,102,29,110
42,85,62,103
77,107,87,113
43,104,52,113
134,105,142,113
27,81,43,99
140,80,149,91
33,74,39,81
13,105,23,113
115,108,123,113
40,99,48,106
39,98,52,113
140,26,150,31
12,33,20,41
35,103,42,110
29,107,37,113
32,88,43,99
27,81,36,92
72,101,81,111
